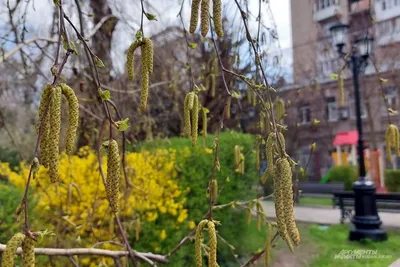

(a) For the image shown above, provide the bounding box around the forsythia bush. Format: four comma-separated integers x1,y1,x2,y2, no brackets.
2,146,190,266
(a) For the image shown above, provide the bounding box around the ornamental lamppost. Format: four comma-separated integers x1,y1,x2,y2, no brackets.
329,23,387,241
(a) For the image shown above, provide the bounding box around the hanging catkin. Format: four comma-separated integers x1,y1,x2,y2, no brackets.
38,85,53,168
195,219,209,267
276,99,285,122
207,221,218,267
48,86,62,183
106,140,121,213
191,94,199,146
1,232,26,267
261,133,276,184
184,93,194,137
22,236,35,267
278,158,300,246
36,84,52,132
264,224,272,266
213,0,223,38
273,160,294,252
234,145,240,170
40,110,51,168
239,152,245,175
189,0,201,34
209,74,216,97
61,83,79,155
140,68,149,111
202,108,208,137
226,96,231,119
385,124,400,164
200,0,210,37
142,38,154,74
338,72,344,106
126,40,141,80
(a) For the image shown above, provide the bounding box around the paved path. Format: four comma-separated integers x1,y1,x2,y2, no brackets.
260,201,400,228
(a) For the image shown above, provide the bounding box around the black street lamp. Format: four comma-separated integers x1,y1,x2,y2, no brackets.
330,23,387,241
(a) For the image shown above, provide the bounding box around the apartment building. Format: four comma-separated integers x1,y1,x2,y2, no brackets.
280,0,400,183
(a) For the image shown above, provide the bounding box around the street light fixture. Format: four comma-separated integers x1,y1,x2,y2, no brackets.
329,23,387,241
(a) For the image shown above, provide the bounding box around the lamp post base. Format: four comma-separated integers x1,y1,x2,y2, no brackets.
348,180,387,242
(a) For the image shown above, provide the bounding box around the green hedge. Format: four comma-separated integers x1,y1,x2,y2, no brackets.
385,170,400,192
137,131,258,266
325,165,358,190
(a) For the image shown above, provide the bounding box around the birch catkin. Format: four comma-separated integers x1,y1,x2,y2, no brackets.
200,0,210,37
106,140,121,213
191,94,199,146
140,68,149,111
278,158,300,246
202,108,208,137
276,99,285,122
195,219,209,267
48,86,62,183
40,111,51,168
61,83,79,155
338,73,344,106
1,233,26,267
184,93,193,137
126,40,140,80
273,157,293,252
385,124,400,164
37,84,52,132
22,236,35,267
213,0,223,38
189,0,201,34
264,224,272,266
207,221,218,267
142,38,154,74
261,133,276,184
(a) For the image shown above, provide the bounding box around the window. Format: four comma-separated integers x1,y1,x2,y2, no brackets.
382,87,398,114
326,97,338,121
298,104,311,124
349,98,367,119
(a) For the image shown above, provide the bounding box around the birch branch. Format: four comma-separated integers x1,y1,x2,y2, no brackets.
0,244,168,264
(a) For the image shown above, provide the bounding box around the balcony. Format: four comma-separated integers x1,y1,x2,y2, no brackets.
314,1,342,22
350,0,369,14
375,0,400,22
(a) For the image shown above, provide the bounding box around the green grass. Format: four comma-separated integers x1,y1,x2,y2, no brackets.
299,197,333,207
308,224,400,267
240,220,400,267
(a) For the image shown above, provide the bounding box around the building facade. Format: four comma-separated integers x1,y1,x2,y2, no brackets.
281,0,400,184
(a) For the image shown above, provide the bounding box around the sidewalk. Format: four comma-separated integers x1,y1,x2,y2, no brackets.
261,201,400,228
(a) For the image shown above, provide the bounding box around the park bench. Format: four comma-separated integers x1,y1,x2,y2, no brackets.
294,182,345,203
332,191,400,224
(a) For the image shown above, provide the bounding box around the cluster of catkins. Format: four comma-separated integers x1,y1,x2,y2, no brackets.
265,132,300,252
126,37,154,111
189,0,223,38
385,124,400,164
195,220,217,267
38,83,79,183
234,145,245,175
106,140,121,213
184,92,199,146
1,233,35,267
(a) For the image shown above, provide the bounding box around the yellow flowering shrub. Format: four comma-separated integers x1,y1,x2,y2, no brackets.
4,146,189,266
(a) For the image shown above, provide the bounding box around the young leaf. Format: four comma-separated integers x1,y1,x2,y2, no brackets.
330,73,338,80
145,13,158,21
188,43,198,49
117,118,130,132
380,78,389,83
98,89,111,101
69,41,79,55
93,55,105,68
